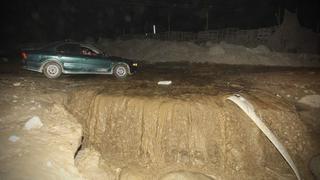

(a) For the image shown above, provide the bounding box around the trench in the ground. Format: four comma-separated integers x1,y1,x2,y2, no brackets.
65,88,317,179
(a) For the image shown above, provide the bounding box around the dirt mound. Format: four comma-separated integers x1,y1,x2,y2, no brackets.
98,39,320,67
268,10,320,54
298,95,320,108
67,89,317,179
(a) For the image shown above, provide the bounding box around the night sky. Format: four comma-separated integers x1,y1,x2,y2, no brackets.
1,0,319,47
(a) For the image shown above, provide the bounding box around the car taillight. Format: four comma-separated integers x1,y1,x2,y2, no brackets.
21,52,27,59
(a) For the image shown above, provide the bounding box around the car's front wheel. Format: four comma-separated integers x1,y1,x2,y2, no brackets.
113,64,129,79
43,62,62,79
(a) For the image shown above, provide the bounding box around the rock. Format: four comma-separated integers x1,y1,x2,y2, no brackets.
8,135,20,142
46,161,53,167
160,171,214,180
298,95,320,108
13,82,21,87
24,116,43,130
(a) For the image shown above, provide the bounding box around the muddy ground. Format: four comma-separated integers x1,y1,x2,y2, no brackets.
0,61,320,180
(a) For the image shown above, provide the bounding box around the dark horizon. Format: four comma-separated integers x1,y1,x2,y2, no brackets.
1,0,319,45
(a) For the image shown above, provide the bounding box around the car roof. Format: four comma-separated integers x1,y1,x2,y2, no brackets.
41,41,102,53
40,41,63,50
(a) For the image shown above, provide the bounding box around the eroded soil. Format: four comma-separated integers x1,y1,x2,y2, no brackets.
0,62,319,179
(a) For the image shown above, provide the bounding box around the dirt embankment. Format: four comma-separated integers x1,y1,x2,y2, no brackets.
0,82,83,179
1,64,319,180
66,88,318,180
98,39,320,67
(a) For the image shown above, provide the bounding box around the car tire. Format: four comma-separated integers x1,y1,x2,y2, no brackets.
43,62,62,79
113,64,129,79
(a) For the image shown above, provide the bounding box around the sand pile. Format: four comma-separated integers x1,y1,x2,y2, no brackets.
98,39,320,67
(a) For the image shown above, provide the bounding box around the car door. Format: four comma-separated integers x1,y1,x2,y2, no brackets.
56,43,85,72
80,46,112,73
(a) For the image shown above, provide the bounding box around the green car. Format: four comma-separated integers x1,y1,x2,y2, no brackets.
21,41,138,79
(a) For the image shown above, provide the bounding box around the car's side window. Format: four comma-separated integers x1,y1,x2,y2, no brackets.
56,44,80,54
80,47,97,56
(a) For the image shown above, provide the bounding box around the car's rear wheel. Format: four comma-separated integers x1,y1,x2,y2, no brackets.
113,64,129,79
43,62,62,79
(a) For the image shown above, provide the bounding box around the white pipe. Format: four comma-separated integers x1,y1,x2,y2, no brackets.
227,94,301,180
153,25,156,34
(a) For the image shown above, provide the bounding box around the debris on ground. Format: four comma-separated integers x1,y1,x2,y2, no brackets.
8,135,20,142
24,116,43,130
46,161,53,167
157,81,172,85
13,82,21,86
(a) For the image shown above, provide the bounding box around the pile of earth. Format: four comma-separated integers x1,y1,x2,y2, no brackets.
66,88,319,180
97,39,320,67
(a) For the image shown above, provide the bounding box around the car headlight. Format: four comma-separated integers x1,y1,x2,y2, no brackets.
132,63,138,67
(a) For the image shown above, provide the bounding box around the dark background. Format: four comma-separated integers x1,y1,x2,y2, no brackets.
0,0,319,46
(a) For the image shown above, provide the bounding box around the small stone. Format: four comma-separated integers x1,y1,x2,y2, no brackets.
8,135,20,142
235,165,241,171
24,116,43,130
46,161,52,167
13,82,21,86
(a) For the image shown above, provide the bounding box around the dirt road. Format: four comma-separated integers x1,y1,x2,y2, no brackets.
0,62,319,179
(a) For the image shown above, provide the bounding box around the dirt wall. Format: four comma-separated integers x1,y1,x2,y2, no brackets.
66,89,317,179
